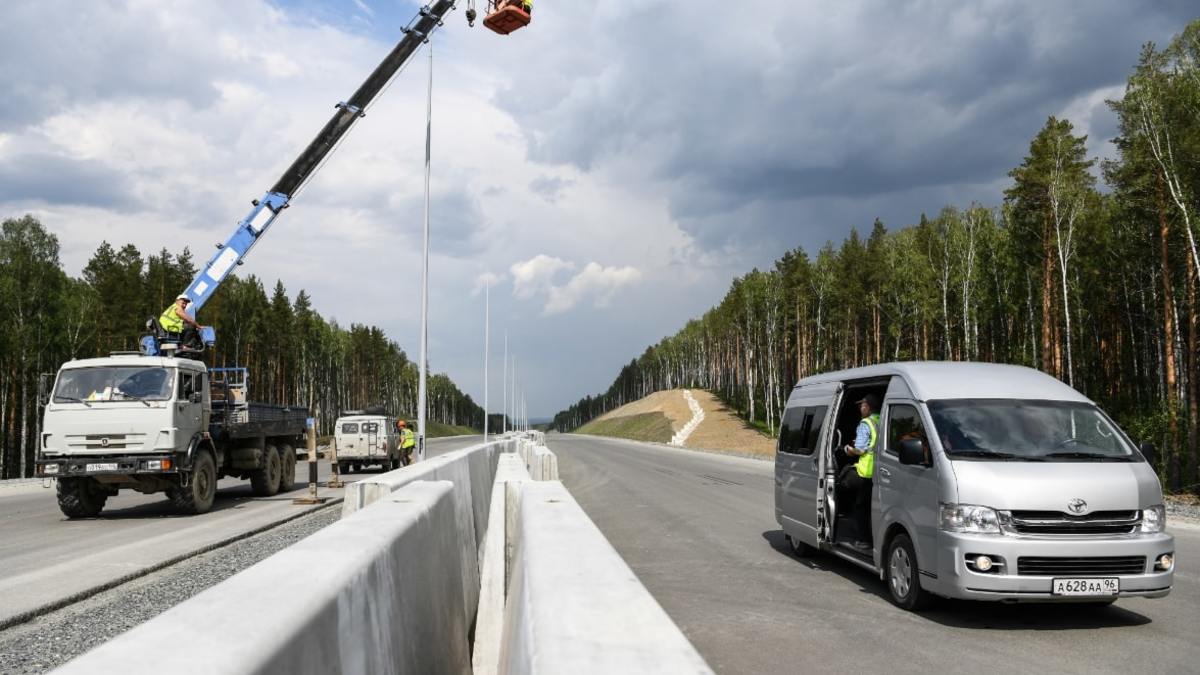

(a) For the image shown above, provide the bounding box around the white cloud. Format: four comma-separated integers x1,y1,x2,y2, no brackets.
544,262,641,315
509,254,574,299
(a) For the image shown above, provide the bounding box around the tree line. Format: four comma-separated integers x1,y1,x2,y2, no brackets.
554,22,1200,492
0,215,483,479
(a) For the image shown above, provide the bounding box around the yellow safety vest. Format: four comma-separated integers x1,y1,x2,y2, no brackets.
855,414,879,479
401,428,415,449
159,303,184,333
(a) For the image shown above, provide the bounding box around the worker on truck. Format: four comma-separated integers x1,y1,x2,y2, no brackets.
398,420,416,465
159,294,204,350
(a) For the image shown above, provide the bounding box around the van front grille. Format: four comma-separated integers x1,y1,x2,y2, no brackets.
1017,556,1146,576
1006,510,1140,535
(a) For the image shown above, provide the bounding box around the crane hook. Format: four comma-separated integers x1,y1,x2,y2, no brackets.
466,0,477,26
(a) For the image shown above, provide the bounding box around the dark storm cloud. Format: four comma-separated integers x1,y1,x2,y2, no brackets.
492,1,1197,250
0,153,135,207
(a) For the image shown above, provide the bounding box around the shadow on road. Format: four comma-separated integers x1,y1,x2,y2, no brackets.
761,529,1152,630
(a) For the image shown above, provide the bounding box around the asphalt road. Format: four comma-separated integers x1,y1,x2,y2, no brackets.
552,433,1200,675
0,435,482,628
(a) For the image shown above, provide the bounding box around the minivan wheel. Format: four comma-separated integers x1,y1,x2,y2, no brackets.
786,533,814,558
886,533,933,611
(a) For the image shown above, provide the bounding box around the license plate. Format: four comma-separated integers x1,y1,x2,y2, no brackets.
1053,577,1119,596
86,463,119,472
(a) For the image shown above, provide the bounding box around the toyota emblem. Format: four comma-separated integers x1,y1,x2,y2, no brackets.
1067,498,1088,515
100,437,110,448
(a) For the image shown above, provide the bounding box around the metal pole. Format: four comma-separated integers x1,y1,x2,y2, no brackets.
483,281,489,444
293,416,327,505
417,41,433,464
502,331,508,434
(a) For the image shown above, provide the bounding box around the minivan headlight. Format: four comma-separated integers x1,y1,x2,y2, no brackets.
940,504,1001,534
1141,505,1166,533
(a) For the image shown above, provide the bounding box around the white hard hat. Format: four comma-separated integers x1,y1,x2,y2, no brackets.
176,294,190,302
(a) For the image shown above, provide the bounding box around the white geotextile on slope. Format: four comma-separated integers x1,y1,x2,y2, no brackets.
670,390,705,446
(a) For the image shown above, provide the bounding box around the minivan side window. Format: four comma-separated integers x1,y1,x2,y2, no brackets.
341,423,359,434
887,404,929,459
779,405,827,456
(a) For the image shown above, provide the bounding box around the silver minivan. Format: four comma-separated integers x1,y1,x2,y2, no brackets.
774,362,1175,609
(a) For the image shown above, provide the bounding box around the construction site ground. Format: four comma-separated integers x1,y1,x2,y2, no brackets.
578,389,776,458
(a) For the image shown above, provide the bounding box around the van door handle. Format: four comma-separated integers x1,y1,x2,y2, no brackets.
878,468,891,478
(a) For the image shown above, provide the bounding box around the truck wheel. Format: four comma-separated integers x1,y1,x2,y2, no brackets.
885,533,934,611
57,477,108,518
171,451,217,514
251,444,282,496
278,443,297,492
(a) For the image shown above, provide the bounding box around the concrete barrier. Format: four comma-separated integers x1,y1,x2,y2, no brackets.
56,481,471,675
472,453,532,675
344,439,506,623
498,481,713,674
515,439,559,481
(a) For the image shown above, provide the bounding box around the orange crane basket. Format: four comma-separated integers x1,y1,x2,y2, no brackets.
483,3,530,35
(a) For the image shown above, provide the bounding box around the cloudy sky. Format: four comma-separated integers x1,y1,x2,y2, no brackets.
1,1,1195,417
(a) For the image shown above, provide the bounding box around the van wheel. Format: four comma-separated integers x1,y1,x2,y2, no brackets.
786,533,814,558
251,444,282,496
170,451,217,514
57,477,108,518
886,533,933,611
278,443,297,492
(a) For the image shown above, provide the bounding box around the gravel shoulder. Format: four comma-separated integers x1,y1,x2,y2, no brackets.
0,505,342,674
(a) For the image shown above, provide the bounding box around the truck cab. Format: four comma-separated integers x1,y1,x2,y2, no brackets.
37,355,306,517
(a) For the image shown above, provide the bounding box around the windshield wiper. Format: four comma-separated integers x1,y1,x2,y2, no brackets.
116,392,153,407
948,450,1026,460
1044,451,1130,461
55,396,92,408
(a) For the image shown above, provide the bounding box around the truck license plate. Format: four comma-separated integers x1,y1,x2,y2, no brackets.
1053,578,1119,596
86,463,118,472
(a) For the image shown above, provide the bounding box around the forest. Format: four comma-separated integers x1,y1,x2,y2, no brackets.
554,24,1200,492
0,216,483,479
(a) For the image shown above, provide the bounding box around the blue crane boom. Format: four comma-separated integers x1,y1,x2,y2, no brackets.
180,0,458,319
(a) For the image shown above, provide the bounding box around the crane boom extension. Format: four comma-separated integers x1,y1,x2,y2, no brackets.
181,0,457,316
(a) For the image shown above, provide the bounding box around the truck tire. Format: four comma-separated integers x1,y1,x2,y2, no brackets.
251,444,282,496
278,443,297,492
170,451,217,514
57,477,108,518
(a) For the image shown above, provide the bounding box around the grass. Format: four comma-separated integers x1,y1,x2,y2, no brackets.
426,421,480,438
576,412,674,444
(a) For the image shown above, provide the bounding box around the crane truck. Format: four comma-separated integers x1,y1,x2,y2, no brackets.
34,1,524,517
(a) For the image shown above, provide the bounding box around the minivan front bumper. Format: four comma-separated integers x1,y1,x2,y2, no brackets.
934,531,1174,601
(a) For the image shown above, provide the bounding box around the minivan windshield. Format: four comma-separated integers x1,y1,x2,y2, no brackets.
926,399,1136,462
54,367,173,403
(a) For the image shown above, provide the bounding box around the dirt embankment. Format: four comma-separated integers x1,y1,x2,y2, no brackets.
576,389,776,458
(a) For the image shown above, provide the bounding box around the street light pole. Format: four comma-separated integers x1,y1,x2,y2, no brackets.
502,330,508,434
483,281,489,444
416,42,433,463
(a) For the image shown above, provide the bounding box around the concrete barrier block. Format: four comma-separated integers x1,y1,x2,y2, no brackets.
499,481,713,674
57,481,471,675
343,441,502,624
472,454,532,675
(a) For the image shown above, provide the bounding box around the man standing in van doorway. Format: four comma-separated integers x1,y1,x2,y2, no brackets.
841,394,880,552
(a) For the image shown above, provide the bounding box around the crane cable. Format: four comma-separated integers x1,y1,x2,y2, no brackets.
290,13,448,202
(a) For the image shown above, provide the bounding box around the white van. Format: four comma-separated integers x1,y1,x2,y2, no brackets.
774,362,1175,609
333,414,399,473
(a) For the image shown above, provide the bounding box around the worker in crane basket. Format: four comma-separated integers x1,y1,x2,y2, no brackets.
398,419,417,465
158,294,204,351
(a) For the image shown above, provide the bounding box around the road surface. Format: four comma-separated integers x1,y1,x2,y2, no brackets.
552,433,1200,675
0,435,482,628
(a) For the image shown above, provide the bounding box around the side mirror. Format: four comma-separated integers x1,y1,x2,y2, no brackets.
190,392,203,404
1139,442,1157,468
898,438,927,466
37,373,54,406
